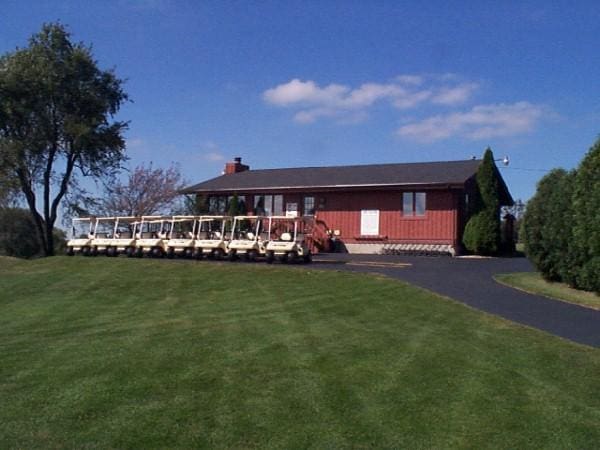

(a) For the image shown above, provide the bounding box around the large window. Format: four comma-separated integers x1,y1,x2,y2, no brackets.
208,195,246,214
303,196,315,216
208,195,228,214
254,194,283,215
402,192,426,216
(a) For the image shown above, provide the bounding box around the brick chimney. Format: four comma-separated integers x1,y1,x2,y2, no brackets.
224,157,250,175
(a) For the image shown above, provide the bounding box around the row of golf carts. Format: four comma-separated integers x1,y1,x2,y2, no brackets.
66,215,312,263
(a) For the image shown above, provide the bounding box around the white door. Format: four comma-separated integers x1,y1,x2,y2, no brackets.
360,210,379,236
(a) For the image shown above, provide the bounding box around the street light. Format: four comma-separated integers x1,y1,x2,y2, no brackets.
497,156,510,166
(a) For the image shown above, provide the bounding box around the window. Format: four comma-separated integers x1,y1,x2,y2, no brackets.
254,194,283,215
209,195,245,214
209,195,227,214
303,196,315,216
273,195,283,215
415,192,426,216
403,193,413,215
403,192,426,217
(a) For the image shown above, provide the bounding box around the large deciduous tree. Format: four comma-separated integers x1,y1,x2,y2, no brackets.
0,23,128,255
100,163,185,217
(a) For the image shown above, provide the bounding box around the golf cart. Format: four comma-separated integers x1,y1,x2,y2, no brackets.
265,216,312,263
227,215,268,261
66,217,96,256
166,215,199,258
134,215,172,257
89,216,118,256
193,215,232,259
90,216,138,257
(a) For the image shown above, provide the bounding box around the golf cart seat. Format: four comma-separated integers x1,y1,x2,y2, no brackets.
120,231,132,238
246,232,255,240
197,231,209,239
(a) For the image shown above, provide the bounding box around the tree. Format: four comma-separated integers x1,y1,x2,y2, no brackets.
462,148,502,255
571,138,600,292
100,163,185,217
522,169,575,282
178,194,209,215
0,23,128,256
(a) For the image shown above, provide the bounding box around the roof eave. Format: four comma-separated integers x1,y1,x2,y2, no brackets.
180,181,469,194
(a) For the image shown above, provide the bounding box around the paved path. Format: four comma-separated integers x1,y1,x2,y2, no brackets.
311,254,600,348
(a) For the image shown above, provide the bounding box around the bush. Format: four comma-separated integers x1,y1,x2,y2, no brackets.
0,208,42,258
523,137,600,294
522,169,574,282
0,207,67,258
571,139,600,292
463,212,499,255
463,149,501,254
576,257,600,293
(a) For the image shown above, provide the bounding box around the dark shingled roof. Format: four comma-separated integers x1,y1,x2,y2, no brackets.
181,159,486,193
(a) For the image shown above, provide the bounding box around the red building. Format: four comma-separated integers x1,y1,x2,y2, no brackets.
181,157,513,255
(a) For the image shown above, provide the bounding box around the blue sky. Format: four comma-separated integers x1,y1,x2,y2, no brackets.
2,0,599,201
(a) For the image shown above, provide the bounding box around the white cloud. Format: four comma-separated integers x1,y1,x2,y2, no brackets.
263,75,479,124
126,137,144,149
431,83,479,106
397,102,545,143
204,152,225,162
195,142,226,162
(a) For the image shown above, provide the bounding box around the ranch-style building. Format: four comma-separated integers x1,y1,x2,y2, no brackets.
181,157,513,255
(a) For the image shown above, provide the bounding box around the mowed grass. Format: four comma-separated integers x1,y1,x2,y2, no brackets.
1,257,599,449
496,272,600,310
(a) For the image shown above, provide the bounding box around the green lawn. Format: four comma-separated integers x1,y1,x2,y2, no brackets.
496,272,600,310
1,257,599,448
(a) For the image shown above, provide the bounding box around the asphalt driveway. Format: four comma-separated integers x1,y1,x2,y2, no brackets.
312,254,600,348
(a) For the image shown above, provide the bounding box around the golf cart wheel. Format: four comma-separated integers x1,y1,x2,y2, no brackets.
66,247,74,256
135,248,144,258
106,247,115,257
212,248,224,260
126,247,135,258
90,247,99,257
81,246,90,257
193,249,203,260
246,249,258,262
152,247,164,258
227,250,238,262
286,251,298,264
184,248,194,259
266,251,274,264
166,248,175,259
303,252,312,264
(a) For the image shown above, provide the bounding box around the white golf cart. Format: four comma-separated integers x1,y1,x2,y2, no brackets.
166,215,199,258
66,217,96,256
90,216,138,257
265,216,312,263
193,215,232,259
227,215,268,261
134,215,172,257
89,216,117,256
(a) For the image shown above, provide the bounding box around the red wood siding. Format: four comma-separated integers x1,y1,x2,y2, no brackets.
313,190,458,245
